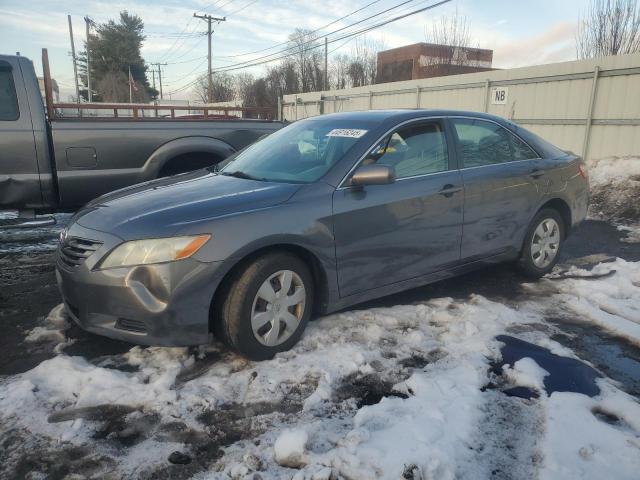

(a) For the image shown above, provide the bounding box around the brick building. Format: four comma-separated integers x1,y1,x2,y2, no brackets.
376,42,494,83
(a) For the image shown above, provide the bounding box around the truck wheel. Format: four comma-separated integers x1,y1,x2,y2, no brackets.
216,252,314,360
516,208,564,278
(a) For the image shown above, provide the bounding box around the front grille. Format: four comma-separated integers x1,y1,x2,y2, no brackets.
115,318,147,334
58,237,103,268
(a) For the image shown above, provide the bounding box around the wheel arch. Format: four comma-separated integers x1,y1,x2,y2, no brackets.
209,243,331,333
143,136,236,179
536,197,572,238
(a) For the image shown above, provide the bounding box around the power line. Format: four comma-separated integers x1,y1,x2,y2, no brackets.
164,55,208,65
227,0,259,16
211,0,386,59
216,0,451,72
208,0,420,69
214,0,450,73
158,0,384,94
161,35,209,63
165,0,450,95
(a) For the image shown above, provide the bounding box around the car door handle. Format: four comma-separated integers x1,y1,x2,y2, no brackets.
529,169,544,179
438,184,462,197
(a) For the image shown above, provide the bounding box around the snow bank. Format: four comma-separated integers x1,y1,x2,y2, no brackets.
587,156,640,222
533,259,640,344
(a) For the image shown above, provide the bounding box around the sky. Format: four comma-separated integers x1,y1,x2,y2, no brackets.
0,0,590,101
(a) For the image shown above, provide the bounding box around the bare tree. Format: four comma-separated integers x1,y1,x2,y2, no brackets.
577,0,640,58
288,29,324,92
348,36,385,87
331,53,352,90
423,8,482,74
194,72,237,103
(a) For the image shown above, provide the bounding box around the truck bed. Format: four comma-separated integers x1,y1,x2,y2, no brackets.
49,119,281,208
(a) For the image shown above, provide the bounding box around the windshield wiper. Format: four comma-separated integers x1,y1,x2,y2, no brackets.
221,170,258,180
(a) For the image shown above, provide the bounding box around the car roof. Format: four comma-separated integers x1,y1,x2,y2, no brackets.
308,109,511,125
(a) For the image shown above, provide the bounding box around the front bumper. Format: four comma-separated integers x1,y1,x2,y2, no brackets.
55,223,223,346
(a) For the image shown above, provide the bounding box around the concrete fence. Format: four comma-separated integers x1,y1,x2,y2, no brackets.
281,52,640,160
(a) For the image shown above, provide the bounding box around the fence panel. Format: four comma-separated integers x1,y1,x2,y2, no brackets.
282,52,640,160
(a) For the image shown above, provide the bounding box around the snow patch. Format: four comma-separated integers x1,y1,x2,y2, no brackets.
541,383,640,480
503,357,550,392
618,224,640,244
24,304,69,344
274,428,309,468
533,259,640,344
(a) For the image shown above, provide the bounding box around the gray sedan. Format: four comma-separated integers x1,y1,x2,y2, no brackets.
56,110,589,360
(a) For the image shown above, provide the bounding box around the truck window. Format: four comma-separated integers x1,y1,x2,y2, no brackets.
0,64,19,121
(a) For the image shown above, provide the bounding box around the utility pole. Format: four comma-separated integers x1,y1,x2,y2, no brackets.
67,15,81,106
128,65,133,103
150,63,167,99
84,16,94,102
193,13,226,104
324,36,328,91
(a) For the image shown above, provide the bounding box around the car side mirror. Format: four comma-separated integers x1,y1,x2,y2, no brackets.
350,164,395,186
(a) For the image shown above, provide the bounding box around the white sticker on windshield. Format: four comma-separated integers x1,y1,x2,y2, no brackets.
326,128,368,138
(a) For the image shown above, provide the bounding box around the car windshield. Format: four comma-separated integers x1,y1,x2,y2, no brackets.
218,118,376,183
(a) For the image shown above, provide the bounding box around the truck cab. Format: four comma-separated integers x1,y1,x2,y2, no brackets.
0,54,56,212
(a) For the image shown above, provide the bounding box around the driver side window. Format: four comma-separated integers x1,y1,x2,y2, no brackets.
371,122,448,178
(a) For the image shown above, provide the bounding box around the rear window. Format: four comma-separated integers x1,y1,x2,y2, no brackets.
0,63,19,121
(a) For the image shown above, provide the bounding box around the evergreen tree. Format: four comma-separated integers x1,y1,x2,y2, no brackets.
78,11,158,102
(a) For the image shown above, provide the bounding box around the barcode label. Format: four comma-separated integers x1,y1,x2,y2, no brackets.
326,129,368,138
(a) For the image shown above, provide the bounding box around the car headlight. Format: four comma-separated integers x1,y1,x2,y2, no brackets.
99,234,211,269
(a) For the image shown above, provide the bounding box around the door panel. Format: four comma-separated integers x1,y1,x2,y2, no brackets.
333,119,463,298
0,59,41,209
460,161,541,259
450,117,543,260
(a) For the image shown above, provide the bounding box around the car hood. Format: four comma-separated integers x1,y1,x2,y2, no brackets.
74,170,300,239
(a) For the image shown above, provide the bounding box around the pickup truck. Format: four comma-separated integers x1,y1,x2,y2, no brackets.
0,52,283,223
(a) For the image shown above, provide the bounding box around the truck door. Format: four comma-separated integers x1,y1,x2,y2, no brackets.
0,58,42,210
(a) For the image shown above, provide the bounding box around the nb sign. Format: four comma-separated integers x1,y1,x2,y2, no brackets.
490,86,508,105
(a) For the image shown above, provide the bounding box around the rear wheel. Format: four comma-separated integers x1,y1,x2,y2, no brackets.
516,209,564,278
215,253,314,360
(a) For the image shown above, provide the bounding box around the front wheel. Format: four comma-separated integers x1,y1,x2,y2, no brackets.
516,209,564,278
215,252,314,360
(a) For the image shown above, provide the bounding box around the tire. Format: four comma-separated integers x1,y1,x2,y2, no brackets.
215,252,314,360
516,208,565,278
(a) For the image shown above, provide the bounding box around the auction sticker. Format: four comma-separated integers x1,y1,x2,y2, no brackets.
326,129,368,138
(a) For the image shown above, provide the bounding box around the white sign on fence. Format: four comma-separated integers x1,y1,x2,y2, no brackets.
490,86,509,105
